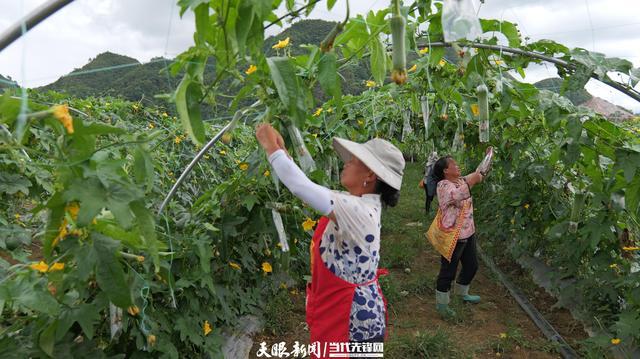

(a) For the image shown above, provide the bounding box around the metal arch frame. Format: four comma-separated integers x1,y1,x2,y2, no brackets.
417,41,640,104
0,0,75,52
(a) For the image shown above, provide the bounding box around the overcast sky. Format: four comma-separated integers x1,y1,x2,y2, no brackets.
1,0,638,112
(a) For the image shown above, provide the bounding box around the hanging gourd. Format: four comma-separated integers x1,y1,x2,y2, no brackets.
401,109,413,141
452,117,465,153
477,84,490,143
390,0,407,85
421,95,431,141
568,192,586,234
271,208,290,252
287,125,316,174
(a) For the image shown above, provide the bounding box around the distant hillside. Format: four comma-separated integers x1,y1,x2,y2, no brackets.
40,52,179,104
534,77,633,122
37,20,370,107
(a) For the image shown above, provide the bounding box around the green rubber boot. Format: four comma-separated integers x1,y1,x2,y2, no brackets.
435,290,456,318
455,283,481,304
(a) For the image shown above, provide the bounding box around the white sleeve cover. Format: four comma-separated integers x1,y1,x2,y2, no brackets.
268,149,333,215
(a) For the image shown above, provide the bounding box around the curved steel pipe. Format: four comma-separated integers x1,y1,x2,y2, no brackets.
157,101,260,214
0,0,75,53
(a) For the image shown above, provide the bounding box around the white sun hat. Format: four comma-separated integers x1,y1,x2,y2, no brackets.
332,137,405,190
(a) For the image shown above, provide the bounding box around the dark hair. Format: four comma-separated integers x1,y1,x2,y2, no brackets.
432,156,453,184
425,156,452,213
375,180,400,207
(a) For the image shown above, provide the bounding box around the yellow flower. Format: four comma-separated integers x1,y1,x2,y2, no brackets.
272,37,290,49
262,262,273,273
174,136,182,144
280,282,287,289
499,332,508,339
239,163,249,171
148,122,155,129
357,119,364,126
15,213,21,220
147,334,156,346
439,59,446,66
245,64,257,75
219,150,226,155
408,64,417,72
52,105,74,134
49,262,64,271
29,261,64,273
162,112,168,118
136,255,145,263
203,320,212,336
326,107,333,113
471,104,479,116
276,242,282,248
622,246,640,251
313,107,323,117
609,263,618,269
419,47,429,55
611,338,621,345
302,218,317,231
263,170,270,177
127,306,140,316
365,80,376,88
524,204,530,209
312,133,318,138
493,59,504,66
229,261,241,270
29,261,49,273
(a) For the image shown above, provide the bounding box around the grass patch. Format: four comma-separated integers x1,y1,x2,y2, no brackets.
262,289,296,335
386,327,465,358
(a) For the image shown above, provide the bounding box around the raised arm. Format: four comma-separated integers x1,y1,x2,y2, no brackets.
256,123,334,216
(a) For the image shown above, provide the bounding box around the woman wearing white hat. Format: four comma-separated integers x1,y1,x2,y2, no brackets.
256,123,405,357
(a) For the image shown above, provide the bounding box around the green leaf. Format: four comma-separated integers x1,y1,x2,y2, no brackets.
58,303,100,340
195,240,212,274
327,0,337,10
0,172,30,195
480,19,522,47
175,76,206,145
318,52,341,99
133,146,154,193
625,174,640,215
267,57,297,109
93,234,132,308
370,36,387,84
614,149,640,183
241,194,258,211
266,57,306,126
39,320,58,357
130,200,160,272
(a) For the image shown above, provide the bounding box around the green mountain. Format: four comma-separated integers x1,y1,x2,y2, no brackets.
40,52,179,104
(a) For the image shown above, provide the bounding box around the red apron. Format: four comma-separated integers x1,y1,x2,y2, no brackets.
306,217,388,359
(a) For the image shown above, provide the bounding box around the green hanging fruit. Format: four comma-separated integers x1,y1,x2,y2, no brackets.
477,84,490,142
390,0,407,85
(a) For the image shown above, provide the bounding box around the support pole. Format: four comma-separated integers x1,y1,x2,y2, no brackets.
0,0,75,52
